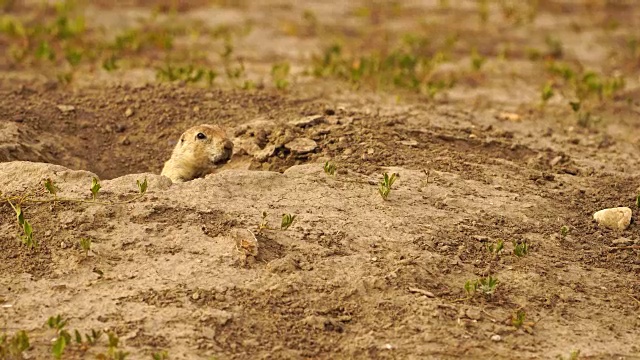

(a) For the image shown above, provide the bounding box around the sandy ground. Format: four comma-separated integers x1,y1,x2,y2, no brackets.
1,1,640,359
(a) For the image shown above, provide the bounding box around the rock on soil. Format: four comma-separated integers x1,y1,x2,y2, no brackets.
288,115,325,128
285,138,318,154
593,207,632,231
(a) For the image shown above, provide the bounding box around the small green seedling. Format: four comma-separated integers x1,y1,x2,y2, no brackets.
281,214,296,230
557,350,581,360
512,309,526,328
271,62,290,90
487,239,504,255
477,275,499,295
47,315,68,331
541,82,554,103
44,178,61,197
379,172,399,200
258,211,270,232
79,238,91,254
470,48,485,71
90,177,101,200
102,56,118,71
107,332,119,348
47,315,70,360
636,193,640,208
137,178,148,194
85,329,102,345
74,330,82,344
152,350,170,360
0,330,30,358
106,332,129,359
569,101,581,112
14,205,35,248
513,241,529,257
560,226,570,238
323,161,336,176
464,280,478,296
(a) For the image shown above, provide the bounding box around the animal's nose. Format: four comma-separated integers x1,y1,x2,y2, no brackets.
223,140,233,150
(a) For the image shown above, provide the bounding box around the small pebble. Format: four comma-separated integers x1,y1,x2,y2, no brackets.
491,334,502,342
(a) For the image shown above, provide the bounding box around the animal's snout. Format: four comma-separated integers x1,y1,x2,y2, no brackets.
223,139,233,151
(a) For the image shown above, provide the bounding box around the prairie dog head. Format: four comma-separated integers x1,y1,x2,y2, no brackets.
161,124,234,182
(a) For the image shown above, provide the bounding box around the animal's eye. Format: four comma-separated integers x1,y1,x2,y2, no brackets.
196,133,207,140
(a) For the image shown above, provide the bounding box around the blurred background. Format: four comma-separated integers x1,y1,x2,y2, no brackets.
0,0,637,105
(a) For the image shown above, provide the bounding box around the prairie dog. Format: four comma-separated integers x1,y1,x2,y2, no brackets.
161,124,233,182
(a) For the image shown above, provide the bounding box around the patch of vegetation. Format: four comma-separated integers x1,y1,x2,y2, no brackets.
512,309,526,328
1,177,149,249
258,211,298,233
378,172,399,200
152,351,170,360
156,63,217,85
560,225,570,239
90,177,101,201
557,350,581,360
487,239,504,256
470,48,486,71
281,213,296,230
0,330,30,359
271,62,290,90
546,61,625,103
79,238,91,255
541,82,554,103
311,37,454,96
513,240,529,257
323,161,337,176
464,275,499,297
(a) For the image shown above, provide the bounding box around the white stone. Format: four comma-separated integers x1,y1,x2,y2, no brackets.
593,207,632,231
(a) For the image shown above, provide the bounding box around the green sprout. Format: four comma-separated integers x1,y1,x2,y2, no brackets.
0,330,30,358
636,193,640,208
79,238,91,255
47,315,70,360
13,205,35,248
106,332,128,359
44,178,61,198
323,161,336,176
379,172,399,200
137,178,148,194
470,48,485,71
569,101,581,112
512,309,526,328
152,350,170,360
560,226,569,238
477,275,499,295
102,56,119,72
513,241,529,257
541,82,554,103
487,239,504,255
464,280,478,296
271,62,290,90
85,329,102,345
90,177,101,200
258,211,270,232
464,276,499,297
281,213,296,230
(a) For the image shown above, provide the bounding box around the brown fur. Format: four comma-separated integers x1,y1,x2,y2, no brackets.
161,124,233,182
